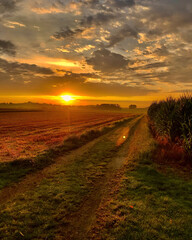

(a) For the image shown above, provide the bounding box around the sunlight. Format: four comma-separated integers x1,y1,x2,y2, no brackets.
47,60,78,67
60,95,74,103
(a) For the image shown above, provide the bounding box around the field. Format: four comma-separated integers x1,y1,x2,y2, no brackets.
0,106,191,240
0,108,131,162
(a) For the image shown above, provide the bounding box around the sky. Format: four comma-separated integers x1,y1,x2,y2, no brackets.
0,0,191,107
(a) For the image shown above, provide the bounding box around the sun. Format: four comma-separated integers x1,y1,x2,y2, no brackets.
60,95,74,103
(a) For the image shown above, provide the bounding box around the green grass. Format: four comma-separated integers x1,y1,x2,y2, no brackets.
0,163,31,190
0,117,141,239
0,140,111,239
0,117,135,191
99,151,192,240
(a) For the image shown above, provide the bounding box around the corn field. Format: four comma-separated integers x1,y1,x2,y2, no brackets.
148,95,192,157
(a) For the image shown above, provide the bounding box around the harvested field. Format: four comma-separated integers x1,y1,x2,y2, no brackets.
0,109,131,162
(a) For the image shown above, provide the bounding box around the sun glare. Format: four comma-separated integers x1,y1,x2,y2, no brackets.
61,95,74,103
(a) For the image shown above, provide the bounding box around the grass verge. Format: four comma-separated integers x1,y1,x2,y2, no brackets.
95,146,192,239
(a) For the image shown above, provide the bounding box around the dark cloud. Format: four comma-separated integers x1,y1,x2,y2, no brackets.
105,25,138,47
0,0,19,13
0,40,16,56
54,71,98,83
0,58,54,76
132,62,168,71
32,0,65,8
53,12,116,41
141,45,170,57
162,49,192,83
139,0,192,39
153,45,170,57
180,29,192,43
80,0,100,6
53,27,84,40
112,0,135,8
86,49,129,72
81,12,115,26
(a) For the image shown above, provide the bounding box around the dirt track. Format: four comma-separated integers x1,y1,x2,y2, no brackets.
57,116,144,240
0,115,144,239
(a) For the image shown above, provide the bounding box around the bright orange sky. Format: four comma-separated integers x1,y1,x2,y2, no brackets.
0,0,191,107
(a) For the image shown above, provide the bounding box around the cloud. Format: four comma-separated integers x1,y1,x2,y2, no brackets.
0,0,20,14
53,27,84,40
105,25,138,47
75,45,95,53
132,62,168,70
153,45,170,57
82,0,100,6
0,0,191,98
0,40,16,56
31,0,79,14
112,0,135,8
52,12,116,41
81,12,116,26
138,0,192,39
80,0,135,9
171,89,192,94
71,81,157,97
0,68,158,97
30,72,157,97
0,58,54,75
86,48,129,72
50,73,158,97
3,20,26,28
55,71,98,84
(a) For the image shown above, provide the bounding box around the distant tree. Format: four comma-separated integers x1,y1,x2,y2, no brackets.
129,104,137,109
96,104,121,110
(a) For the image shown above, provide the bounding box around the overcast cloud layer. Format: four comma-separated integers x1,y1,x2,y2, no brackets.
0,0,191,103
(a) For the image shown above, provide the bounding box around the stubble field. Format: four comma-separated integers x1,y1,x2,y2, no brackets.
0,108,131,162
